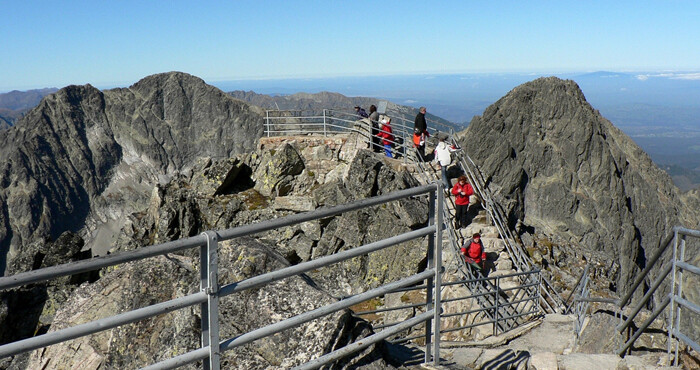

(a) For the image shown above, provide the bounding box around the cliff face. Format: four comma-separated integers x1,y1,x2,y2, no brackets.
460,77,700,293
0,72,265,274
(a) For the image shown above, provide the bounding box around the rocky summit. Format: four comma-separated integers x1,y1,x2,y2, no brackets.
0,72,265,275
1,73,700,368
459,76,700,296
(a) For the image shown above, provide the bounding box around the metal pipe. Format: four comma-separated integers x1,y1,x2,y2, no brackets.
141,348,210,370
616,263,672,332
220,270,434,352
0,235,206,291
618,232,675,308
433,188,443,365
673,329,700,355
219,226,434,297
617,294,671,356
676,260,700,275
217,184,436,242
0,291,208,358
673,295,700,316
292,311,435,370
564,265,590,312
353,301,427,316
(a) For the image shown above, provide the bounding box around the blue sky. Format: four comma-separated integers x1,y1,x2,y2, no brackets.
2,1,699,92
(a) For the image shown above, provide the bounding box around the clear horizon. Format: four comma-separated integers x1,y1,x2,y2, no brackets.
2,1,700,92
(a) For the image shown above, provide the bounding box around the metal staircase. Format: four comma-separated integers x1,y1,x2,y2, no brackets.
410,147,536,334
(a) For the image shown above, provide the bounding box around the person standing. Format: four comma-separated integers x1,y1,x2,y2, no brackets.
413,107,429,161
368,105,381,152
434,135,459,189
461,233,486,271
451,175,474,228
377,117,395,158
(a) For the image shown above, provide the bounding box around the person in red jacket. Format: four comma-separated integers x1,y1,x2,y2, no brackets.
377,117,395,158
461,233,486,270
451,175,474,228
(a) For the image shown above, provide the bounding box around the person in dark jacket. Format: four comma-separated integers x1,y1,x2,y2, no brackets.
354,106,369,118
368,105,381,152
413,107,428,161
461,233,486,270
451,175,474,228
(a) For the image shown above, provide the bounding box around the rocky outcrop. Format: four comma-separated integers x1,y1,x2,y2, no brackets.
12,135,428,369
0,231,96,369
0,72,265,275
24,238,392,369
459,77,700,296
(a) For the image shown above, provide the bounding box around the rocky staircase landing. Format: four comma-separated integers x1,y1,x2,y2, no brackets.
394,314,678,369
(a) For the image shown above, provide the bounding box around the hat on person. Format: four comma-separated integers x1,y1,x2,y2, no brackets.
473,233,481,239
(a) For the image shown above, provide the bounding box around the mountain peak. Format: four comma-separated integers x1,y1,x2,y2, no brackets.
462,77,698,293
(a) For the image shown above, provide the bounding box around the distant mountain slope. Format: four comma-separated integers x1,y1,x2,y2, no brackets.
0,72,264,274
0,88,58,128
229,90,460,132
460,76,700,294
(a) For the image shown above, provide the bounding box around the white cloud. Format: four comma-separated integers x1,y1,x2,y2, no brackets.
404,99,417,104
670,73,700,80
636,72,700,81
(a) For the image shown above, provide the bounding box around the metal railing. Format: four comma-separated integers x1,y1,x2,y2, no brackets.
262,109,550,336
565,265,591,339
444,128,566,313
352,268,542,342
263,108,452,163
0,184,455,369
614,226,700,365
412,152,535,334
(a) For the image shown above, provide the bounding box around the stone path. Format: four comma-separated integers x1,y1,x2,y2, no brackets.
388,314,677,369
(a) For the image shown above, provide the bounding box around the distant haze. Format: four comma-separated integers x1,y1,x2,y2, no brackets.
215,71,700,190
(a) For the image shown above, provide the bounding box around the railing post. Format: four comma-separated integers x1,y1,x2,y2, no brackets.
673,234,686,366
433,186,443,366
201,231,221,370
424,186,436,364
667,230,678,363
494,276,500,336
265,111,270,137
323,109,327,137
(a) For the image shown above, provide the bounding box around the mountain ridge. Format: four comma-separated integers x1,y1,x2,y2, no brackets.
0,72,264,274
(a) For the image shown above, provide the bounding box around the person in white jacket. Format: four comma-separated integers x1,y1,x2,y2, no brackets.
434,135,460,189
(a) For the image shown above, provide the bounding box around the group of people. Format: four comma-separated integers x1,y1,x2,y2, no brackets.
355,105,397,158
356,104,486,272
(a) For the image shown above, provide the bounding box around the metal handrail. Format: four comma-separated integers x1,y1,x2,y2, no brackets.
263,109,549,335
446,127,565,313
411,142,538,333
0,183,452,369
611,226,700,365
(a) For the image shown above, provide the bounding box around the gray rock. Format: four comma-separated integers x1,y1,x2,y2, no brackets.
24,238,392,369
0,72,265,276
459,76,700,297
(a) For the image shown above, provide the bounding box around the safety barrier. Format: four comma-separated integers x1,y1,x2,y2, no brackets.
264,108,549,332
442,127,566,313
569,227,699,364
614,226,700,365
1,184,453,369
